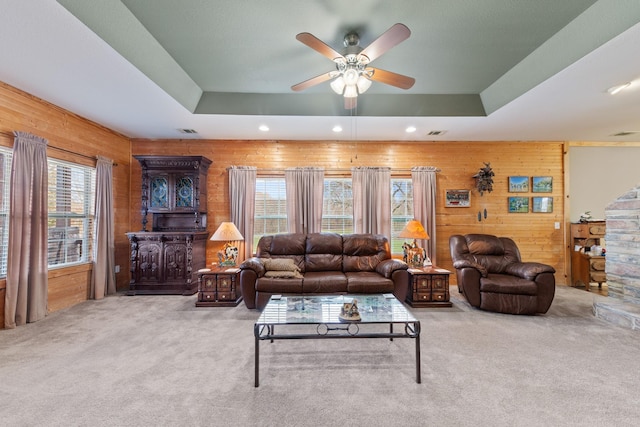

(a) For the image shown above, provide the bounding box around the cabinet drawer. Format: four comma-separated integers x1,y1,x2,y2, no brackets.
431,276,448,290
589,225,605,236
217,291,236,301
431,291,448,302
202,276,216,289
200,291,216,302
571,224,588,238
217,276,233,289
590,272,606,283
414,277,431,289
590,258,606,271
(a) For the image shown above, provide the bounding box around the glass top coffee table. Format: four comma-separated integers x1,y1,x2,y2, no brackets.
253,294,421,387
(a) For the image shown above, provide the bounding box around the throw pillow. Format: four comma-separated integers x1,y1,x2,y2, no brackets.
264,270,303,279
262,258,300,272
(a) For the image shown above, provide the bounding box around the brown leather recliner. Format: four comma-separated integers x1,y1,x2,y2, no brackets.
449,234,555,315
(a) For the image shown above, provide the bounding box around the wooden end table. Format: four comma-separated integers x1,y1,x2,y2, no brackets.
406,266,452,307
195,267,242,307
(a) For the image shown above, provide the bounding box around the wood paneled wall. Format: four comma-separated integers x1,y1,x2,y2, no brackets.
0,77,567,329
131,139,566,284
0,82,132,327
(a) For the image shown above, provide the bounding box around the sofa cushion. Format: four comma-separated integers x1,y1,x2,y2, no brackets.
480,274,538,296
255,277,303,293
343,234,388,272
345,271,394,293
305,233,343,271
302,271,348,293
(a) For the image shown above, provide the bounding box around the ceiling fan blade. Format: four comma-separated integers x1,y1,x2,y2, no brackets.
291,71,337,92
296,32,344,61
359,23,410,63
367,67,415,89
344,97,357,110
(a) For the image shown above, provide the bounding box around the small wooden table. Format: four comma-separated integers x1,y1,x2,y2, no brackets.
406,266,452,307
196,267,242,307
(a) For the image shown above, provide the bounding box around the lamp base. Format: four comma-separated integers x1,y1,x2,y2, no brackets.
217,242,239,266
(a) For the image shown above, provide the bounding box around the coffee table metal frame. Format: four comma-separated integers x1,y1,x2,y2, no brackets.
253,294,421,387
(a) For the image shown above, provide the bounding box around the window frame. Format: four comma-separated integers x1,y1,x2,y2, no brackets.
47,158,96,269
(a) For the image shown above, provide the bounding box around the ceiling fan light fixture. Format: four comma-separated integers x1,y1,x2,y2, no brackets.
343,68,359,86
330,77,346,94
343,84,358,98
356,75,372,94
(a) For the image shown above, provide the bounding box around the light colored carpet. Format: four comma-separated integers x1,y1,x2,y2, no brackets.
1,286,639,427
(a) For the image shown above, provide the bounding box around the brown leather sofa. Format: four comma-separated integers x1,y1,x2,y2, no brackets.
449,234,555,315
239,233,409,309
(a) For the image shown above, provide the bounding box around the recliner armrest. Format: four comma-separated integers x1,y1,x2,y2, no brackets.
239,257,266,277
505,262,555,281
453,260,488,277
376,258,408,278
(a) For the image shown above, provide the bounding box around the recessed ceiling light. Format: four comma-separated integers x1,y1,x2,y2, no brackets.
332,125,343,132
607,82,631,95
259,125,269,132
405,126,417,133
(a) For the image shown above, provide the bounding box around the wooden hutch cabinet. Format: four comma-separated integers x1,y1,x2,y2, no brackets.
127,156,212,295
570,221,606,291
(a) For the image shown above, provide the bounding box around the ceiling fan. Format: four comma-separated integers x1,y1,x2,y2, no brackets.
291,23,415,109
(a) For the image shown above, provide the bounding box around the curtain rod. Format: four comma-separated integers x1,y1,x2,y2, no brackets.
0,131,118,166
237,167,441,174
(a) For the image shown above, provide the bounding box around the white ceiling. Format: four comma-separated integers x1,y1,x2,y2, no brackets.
1,0,640,142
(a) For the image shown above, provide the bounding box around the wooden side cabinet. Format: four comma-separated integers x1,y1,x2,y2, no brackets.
406,266,452,307
196,268,242,307
570,221,606,290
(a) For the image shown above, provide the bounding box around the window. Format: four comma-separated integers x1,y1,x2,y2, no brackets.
253,178,287,252
322,178,353,234
391,178,413,254
47,159,96,267
0,147,11,277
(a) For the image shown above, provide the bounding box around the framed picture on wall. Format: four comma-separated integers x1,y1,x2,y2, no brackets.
532,176,553,193
532,197,553,213
508,197,529,213
445,189,471,207
508,176,529,192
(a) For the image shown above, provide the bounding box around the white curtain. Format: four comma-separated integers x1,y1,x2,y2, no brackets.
229,166,256,261
352,167,391,239
5,132,48,329
412,166,438,264
285,167,324,234
91,156,116,299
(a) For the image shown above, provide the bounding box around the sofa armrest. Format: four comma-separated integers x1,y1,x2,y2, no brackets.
376,258,408,278
505,262,555,281
453,260,488,277
239,257,266,277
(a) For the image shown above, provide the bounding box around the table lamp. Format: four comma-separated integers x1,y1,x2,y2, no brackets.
210,222,244,266
399,219,430,267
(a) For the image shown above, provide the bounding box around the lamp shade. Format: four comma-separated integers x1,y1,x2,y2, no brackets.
210,222,244,241
398,219,429,240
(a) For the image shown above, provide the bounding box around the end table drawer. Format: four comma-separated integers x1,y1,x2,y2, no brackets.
217,291,235,301
414,292,431,301
202,277,216,289
217,276,233,289
200,291,216,301
415,277,430,289
431,277,447,290
431,291,447,302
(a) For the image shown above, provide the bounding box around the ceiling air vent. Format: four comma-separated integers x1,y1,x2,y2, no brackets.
177,128,198,134
612,131,639,137
427,130,447,136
